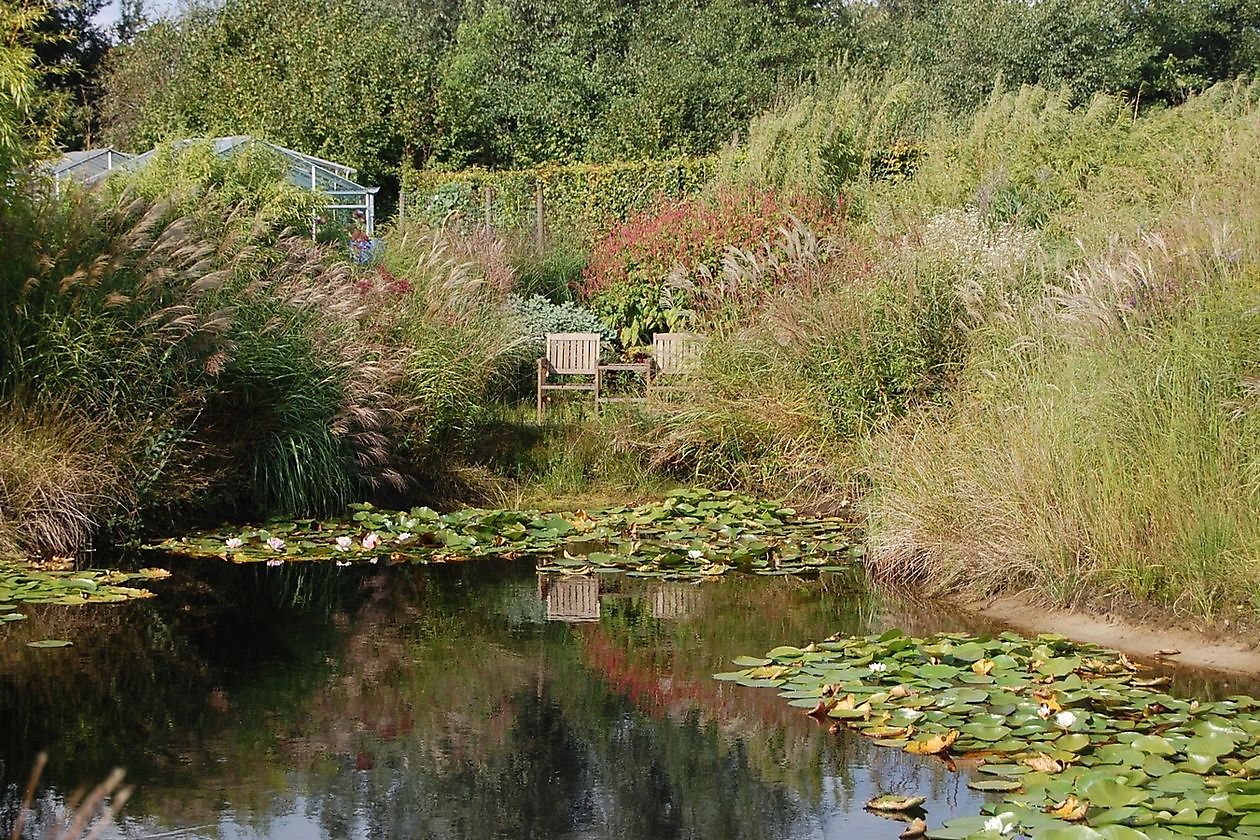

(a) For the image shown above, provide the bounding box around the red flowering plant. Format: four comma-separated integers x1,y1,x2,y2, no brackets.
579,187,845,346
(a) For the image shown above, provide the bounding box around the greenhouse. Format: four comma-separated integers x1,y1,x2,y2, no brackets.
50,136,379,235
49,147,133,194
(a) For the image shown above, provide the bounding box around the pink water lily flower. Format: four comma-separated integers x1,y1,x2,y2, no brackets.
362,533,380,550
266,537,286,552
335,536,353,551
225,537,243,550
266,558,284,567
396,532,413,542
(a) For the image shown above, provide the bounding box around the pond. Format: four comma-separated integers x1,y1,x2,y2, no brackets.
2,557,1256,840
0,556,992,839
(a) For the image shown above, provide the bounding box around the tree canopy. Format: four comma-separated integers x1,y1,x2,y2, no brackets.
66,0,1260,186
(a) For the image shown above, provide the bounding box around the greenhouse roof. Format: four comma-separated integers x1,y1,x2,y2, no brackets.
50,148,133,183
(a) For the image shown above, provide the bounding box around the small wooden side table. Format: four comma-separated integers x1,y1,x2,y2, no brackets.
596,362,652,411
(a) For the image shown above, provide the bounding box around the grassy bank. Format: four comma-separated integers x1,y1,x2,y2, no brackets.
563,79,1260,626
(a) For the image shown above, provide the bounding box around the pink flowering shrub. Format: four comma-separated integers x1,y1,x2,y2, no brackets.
579,188,845,344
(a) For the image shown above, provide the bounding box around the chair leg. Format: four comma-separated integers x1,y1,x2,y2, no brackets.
594,370,601,417
537,360,545,423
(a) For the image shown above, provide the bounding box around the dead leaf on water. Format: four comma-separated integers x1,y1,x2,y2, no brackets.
905,729,958,755
1047,795,1088,821
866,793,927,812
1023,754,1063,773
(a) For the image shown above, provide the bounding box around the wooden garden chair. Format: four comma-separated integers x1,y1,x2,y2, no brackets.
648,332,705,401
537,332,601,420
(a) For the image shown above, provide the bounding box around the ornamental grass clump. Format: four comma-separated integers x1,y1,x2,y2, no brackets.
0,158,530,556
865,218,1260,623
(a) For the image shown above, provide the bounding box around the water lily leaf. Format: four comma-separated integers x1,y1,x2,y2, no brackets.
1057,733,1092,752
1080,778,1149,808
1132,735,1178,755
1035,828,1104,840
1186,734,1237,759
1095,827,1152,840
926,816,995,839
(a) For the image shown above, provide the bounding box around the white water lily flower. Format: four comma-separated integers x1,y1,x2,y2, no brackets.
984,812,1015,835
396,532,413,542
1037,703,1052,719
1055,711,1077,729
266,537,285,552
335,560,351,567
335,536,353,551
687,549,704,560
362,533,380,550
368,558,378,564
868,662,888,673
224,537,243,550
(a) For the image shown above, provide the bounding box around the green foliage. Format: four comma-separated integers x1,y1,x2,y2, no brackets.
433,0,840,169
96,0,842,178
117,138,317,231
719,67,939,196
854,0,1260,109
506,293,612,353
405,156,716,237
0,161,533,554
98,0,433,186
0,0,53,174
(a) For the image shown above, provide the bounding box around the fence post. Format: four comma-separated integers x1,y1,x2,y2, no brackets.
534,177,545,251
483,183,493,233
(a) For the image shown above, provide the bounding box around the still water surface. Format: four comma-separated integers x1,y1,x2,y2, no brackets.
0,558,1243,839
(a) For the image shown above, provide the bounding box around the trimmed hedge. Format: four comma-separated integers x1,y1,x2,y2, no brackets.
403,157,716,235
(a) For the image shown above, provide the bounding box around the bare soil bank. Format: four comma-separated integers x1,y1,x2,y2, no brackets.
965,595,1260,677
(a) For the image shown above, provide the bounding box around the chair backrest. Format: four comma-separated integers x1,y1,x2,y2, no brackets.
544,332,601,374
652,332,704,375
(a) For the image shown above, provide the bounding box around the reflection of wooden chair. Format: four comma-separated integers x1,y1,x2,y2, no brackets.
648,332,704,400
537,332,601,421
542,575,601,622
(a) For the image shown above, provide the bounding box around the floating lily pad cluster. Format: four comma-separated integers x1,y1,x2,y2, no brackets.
0,562,170,624
150,489,862,579
715,629,1260,839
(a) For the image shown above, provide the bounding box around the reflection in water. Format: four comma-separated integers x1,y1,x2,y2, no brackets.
539,574,601,623
0,560,1237,839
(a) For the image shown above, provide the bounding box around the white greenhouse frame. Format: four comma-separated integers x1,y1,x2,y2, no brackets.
49,136,378,235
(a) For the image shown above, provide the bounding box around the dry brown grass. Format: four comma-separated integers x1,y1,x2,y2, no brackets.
0,408,125,559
